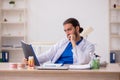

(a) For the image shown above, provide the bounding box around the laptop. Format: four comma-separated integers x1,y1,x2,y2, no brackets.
21,41,68,70
21,41,40,66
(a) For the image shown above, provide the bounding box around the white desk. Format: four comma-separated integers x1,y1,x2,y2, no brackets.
0,63,120,80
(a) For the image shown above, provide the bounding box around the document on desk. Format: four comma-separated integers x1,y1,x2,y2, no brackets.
69,64,91,70
36,63,68,70
42,63,63,67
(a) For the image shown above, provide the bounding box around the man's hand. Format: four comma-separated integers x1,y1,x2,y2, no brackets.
68,34,76,47
23,58,28,65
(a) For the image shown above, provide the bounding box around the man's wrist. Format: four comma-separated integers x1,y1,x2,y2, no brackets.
71,41,76,47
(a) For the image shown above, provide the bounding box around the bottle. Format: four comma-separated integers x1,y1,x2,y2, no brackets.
91,54,100,69
113,4,116,8
19,13,22,22
28,56,35,69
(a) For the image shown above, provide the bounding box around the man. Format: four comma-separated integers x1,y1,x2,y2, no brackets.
37,18,95,65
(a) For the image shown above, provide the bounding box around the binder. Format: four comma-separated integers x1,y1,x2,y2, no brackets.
110,52,116,63
2,51,9,62
0,52,2,62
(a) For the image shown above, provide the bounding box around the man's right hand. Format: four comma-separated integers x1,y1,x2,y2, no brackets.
68,34,76,47
23,58,28,65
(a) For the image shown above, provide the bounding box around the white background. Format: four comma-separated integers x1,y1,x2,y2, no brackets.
27,0,109,62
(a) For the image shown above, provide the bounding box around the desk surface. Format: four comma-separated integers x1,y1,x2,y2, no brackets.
0,63,120,73
0,63,120,80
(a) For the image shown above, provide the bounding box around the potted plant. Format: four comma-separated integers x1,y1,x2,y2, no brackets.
9,0,16,8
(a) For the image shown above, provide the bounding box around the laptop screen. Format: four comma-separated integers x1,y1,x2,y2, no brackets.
21,41,40,66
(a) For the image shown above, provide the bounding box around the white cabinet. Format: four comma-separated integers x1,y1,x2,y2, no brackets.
109,0,120,51
109,0,120,63
0,0,27,62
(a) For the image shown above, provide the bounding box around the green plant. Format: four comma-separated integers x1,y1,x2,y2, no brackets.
9,0,15,4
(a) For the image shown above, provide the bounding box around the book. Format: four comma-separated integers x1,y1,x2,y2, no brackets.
2,51,9,62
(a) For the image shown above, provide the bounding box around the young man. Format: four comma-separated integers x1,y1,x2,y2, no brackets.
37,18,95,65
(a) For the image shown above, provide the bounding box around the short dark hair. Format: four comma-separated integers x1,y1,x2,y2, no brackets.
63,18,83,33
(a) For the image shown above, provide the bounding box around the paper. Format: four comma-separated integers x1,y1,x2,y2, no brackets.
36,66,68,70
42,63,63,67
69,64,91,70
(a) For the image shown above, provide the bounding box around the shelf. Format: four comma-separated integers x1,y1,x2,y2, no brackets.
1,8,27,11
111,34,120,38
1,22,25,24
2,47,22,51
110,22,120,24
110,8,120,10
2,35,24,38
109,0,120,63
110,49,120,51
0,0,27,62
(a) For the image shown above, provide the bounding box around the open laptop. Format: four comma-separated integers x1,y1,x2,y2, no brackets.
21,41,68,70
21,41,40,66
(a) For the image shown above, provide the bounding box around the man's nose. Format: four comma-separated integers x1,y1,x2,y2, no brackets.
66,33,71,37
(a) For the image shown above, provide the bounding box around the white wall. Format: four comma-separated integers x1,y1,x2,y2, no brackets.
28,0,109,62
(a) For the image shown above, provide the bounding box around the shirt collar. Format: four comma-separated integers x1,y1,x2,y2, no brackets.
76,37,83,45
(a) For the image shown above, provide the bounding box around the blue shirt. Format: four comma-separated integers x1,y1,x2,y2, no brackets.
55,37,83,64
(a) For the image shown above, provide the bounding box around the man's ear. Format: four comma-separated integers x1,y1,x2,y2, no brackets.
76,26,79,32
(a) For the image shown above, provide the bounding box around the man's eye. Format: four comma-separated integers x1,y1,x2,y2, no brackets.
64,30,67,32
64,28,72,32
68,28,72,31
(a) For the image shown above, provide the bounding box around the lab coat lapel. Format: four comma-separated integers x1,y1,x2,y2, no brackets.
52,41,69,63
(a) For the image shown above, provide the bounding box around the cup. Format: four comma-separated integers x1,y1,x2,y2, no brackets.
9,63,17,69
17,63,26,69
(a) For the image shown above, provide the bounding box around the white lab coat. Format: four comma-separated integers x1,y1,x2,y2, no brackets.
37,38,95,65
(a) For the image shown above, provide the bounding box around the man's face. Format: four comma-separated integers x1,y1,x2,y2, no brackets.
64,23,78,39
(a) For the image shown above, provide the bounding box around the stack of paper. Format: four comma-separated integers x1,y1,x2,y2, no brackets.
42,63,63,67
69,64,91,70
36,63,68,70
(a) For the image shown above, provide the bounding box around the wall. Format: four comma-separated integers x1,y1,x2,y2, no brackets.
27,0,109,62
